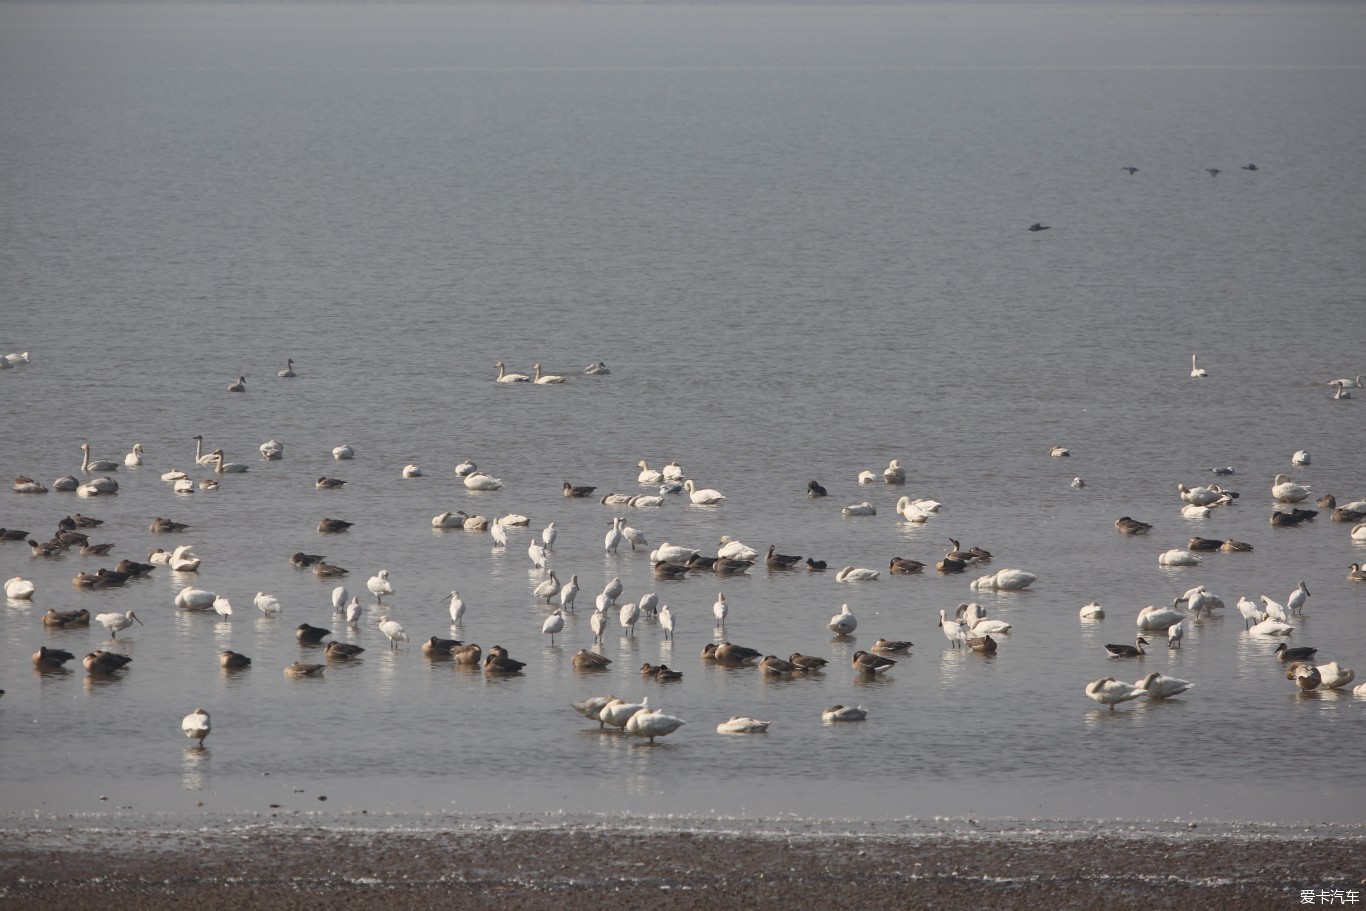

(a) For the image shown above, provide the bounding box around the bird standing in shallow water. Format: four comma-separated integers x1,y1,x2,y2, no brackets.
181,708,211,747
367,569,393,604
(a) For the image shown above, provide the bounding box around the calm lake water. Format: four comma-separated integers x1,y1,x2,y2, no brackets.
1,2,1364,829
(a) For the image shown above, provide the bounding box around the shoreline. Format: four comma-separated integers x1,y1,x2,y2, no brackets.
3,815,1362,910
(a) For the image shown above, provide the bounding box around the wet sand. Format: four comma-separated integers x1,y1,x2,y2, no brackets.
2,820,1361,910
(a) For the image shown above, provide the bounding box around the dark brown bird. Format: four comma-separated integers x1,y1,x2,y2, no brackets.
80,542,116,556
115,559,155,577
567,650,609,670
1220,539,1254,552
313,561,348,577
1114,516,1152,535
295,623,331,644
889,557,925,575
290,552,326,568
653,665,683,681
0,528,30,541
789,653,828,671
83,650,132,674
714,642,762,665
317,518,354,534
149,517,189,534
759,655,802,675
968,634,998,654
452,643,483,664
219,650,252,669
422,636,462,657
33,646,77,668
765,544,802,569
851,650,896,674
1187,537,1223,551
316,477,347,489
484,651,526,674
873,639,913,654
805,558,827,571
563,482,597,498
325,641,366,660
43,608,90,628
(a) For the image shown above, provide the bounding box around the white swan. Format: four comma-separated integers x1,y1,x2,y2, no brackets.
835,566,879,582
402,464,422,478
1136,672,1195,700
883,459,905,484
1271,473,1310,503
895,496,940,523
599,696,648,730
463,471,503,491
1079,601,1104,620
652,542,699,564
191,435,218,466
1352,522,1366,542
856,470,877,484
454,459,477,477
636,461,663,484
584,361,611,375
169,544,201,572
278,358,296,378
495,361,530,384
969,568,1037,591
828,603,858,635
661,461,685,482
227,375,246,392
842,501,877,517
1190,354,1207,377
5,576,36,600
123,443,144,467
1291,450,1311,466
1248,615,1294,637
1157,549,1200,567
683,479,725,505
181,708,211,747
626,708,685,743
1136,605,1184,630
1315,661,1355,690
1177,483,1222,506
717,717,771,734
956,604,1012,635
76,477,117,497
717,536,758,562
332,443,355,460
212,450,248,474
532,363,565,385
174,589,216,611
79,443,119,473
258,439,283,461
1085,677,1147,710
822,705,867,723
174,477,195,493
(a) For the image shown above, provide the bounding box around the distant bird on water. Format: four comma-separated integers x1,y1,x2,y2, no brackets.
228,376,246,392
1206,168,1221,177
1122,166,1138,175
1028,223,1051,232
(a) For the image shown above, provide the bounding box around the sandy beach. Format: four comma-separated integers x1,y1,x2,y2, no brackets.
3,817,1361,910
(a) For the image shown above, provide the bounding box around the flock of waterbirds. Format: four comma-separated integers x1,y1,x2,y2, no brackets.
6,353,1366,751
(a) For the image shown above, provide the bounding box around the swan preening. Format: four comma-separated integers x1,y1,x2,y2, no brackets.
1085,677,1147,710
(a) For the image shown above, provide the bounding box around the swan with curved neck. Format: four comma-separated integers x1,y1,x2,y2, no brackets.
1190,354,1207,377
80,443,119,473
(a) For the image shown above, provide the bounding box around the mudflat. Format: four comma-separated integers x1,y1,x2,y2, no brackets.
2,821,1361,910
